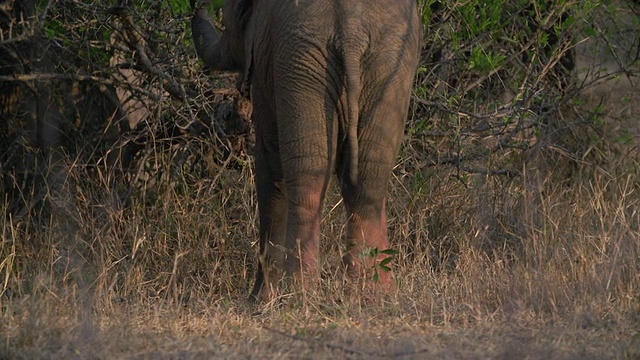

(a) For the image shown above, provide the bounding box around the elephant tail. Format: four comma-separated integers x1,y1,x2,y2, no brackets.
343,51,361,187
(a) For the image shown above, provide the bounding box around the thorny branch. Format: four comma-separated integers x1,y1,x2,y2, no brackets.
110,4,188,101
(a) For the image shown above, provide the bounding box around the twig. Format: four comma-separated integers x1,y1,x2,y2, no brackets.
412,97,514,121
113,6,187,101
0,73,163,102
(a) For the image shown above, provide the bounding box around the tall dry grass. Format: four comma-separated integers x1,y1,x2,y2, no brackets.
1,89,638,358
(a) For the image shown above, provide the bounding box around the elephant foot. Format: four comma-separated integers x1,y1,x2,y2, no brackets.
249,262,321,303
343,249,397,297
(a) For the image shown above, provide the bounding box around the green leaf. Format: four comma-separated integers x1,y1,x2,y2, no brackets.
380,258,393,267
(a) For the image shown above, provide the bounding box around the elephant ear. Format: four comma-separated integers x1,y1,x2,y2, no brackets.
238,14,254,98
236,0,254,98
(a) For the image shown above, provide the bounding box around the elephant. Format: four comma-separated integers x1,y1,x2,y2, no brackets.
191,0,422,300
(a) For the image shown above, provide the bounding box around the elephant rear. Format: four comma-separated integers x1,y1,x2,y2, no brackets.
261,0,422,188
327,1,422,281
191,0,423,299
332,0,422,193
251,0,423,297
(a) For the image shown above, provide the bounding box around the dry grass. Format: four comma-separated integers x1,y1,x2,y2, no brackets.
2,3,640,358
1,84,639,359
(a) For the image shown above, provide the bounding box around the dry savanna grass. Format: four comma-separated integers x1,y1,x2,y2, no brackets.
2,2,640,359
1,83,639,359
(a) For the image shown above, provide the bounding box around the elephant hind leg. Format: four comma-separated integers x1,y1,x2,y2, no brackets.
274,79,337,289
250,92,289,301
281,166,331,285
337,108,405,289
340,185,394,289
249,261,266,302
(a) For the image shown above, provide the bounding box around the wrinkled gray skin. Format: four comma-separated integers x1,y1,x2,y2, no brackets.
192,0,422,299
